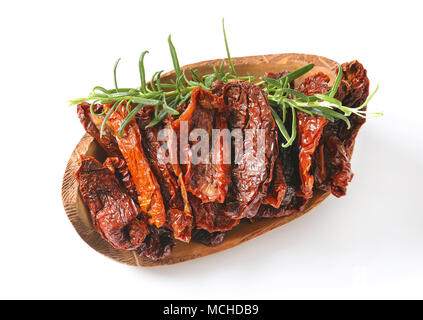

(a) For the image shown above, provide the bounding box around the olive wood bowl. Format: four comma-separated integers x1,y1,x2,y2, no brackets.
62,53,338,266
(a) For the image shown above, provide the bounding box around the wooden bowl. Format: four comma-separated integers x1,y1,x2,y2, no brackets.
62,53,338,266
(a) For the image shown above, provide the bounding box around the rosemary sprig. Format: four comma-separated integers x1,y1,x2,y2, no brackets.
69,20,381,146
263,65,381,147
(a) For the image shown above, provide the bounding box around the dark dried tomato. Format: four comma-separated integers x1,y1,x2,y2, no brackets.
172,87,231,204
138,106,193,242
223,81,278,219
192,229,225,246
75,155,149,250
189,195,240,233
137,225,175,261
295,73,330,199
262,154,287,208
77,102,121,157
314,60,369,197
103,157,138,202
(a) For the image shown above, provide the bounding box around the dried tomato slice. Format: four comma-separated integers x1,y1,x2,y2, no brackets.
77,102,121,157
106,104,166,228
75,155,149,250
138,106,193,242
172,87,231,204
296,72,330,199
223,81,278,219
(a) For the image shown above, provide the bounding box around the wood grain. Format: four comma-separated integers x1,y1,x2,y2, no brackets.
62,53,338,267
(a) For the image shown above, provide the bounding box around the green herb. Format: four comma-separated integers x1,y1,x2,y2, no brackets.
263,65,381,147
222,18,237,76
113,58,121,92
329,64,343,98
70,20,381,145
139,51,149,93
168,35,182,79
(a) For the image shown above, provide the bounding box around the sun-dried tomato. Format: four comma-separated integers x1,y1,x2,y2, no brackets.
223,81,278,219
75,155,149,250
106,104,166,228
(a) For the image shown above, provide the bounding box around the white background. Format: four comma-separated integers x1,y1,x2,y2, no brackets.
1,0,422,299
